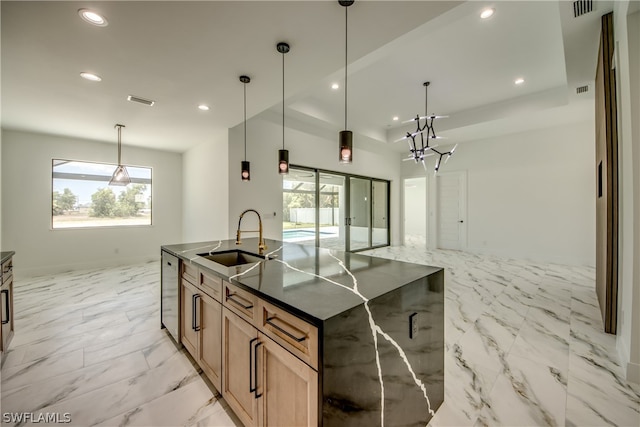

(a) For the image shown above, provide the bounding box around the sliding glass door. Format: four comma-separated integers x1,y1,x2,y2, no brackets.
283,166,389,252
348,177,371,251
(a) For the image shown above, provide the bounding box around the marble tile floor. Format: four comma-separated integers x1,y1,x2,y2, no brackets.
0,262,242,427
1,247,638,426
364,245,640,427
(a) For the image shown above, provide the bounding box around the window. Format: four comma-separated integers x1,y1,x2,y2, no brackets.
52,159,152,229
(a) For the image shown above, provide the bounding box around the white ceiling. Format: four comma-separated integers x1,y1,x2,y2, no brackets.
1,1,610,154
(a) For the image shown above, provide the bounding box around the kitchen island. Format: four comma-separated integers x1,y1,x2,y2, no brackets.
162,238,444,427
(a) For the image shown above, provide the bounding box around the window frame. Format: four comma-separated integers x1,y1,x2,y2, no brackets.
51,158,153,230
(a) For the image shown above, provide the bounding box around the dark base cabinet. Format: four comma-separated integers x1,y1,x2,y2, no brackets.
322,271,444,426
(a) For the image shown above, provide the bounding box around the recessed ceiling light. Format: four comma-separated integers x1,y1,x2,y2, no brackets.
198,104,210,111
80,72,102,82
393,116,399,121
480,8,495,19
515,78,525,85
331,83,339,90
78,9,108,27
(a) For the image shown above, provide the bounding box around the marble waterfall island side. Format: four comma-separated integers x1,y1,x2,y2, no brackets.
162,239,444,426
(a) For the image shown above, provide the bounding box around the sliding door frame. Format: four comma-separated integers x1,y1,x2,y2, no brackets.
289,165,390,252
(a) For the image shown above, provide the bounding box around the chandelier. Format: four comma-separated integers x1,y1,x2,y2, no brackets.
397,82,457,173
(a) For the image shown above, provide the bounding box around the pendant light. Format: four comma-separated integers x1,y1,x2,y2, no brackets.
239,75,251,181
396,81,457,174
277,42,290,175
109,124,131,186
338,0,354,164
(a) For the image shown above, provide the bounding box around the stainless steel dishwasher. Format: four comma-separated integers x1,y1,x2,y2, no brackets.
161,250,180,344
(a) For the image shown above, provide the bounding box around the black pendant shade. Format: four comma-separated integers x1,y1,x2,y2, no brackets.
241,160,250,181
278,149,289,175
339,130,353,163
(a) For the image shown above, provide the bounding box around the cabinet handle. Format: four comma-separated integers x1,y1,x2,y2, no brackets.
1,289,9,325
193,294,201,332
266,316,306,342
254,340,263,399
249,337,258,394
226,293,253,310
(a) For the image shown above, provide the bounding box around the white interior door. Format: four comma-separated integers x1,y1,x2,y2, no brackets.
437,171,467,250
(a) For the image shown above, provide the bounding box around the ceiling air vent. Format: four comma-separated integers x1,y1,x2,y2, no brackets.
127,95,155,106
573,0,593,17
576,85,589,94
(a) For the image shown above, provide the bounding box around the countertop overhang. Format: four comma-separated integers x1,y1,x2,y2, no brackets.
1,251,15,265
162,239,442,325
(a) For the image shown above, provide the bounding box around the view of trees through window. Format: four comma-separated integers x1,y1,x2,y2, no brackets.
52,159,152,229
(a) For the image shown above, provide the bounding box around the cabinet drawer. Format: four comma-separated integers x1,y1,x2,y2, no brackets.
258,299,318,370
223,282,258,325
181,261,198,284
200,269,222,302
2,258,13,284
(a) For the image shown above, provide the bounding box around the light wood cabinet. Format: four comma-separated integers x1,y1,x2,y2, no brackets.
223,294,319,427
198,291,222,390
180,279,198,357
223,307,259,427
181,265,223,391
258,331,318,427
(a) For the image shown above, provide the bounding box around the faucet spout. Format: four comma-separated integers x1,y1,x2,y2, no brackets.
236,209,267,255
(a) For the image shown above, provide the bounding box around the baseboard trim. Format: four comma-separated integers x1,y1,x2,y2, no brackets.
627,361,640,384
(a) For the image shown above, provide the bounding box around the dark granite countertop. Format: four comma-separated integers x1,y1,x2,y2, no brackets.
162,239,441,325
1,251,15,265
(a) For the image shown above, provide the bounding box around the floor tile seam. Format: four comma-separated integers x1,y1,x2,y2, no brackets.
2,352,152,413
94,376,217,427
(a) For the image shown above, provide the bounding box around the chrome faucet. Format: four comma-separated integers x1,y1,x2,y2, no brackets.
236,209,267,255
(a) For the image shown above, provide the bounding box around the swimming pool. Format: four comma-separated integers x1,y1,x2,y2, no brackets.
282,229,316,239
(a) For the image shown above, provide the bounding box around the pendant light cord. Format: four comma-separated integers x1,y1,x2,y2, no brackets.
425,84,429,117
117,125,122,165
243,82,247,161
344,5,348,130
282,50,285,150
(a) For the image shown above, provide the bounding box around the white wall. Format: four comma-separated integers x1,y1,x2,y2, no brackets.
182,131,229,243
614,1,640,384
1,130,183,277
403,177,427,243
403,120,596,267
228,113,402,245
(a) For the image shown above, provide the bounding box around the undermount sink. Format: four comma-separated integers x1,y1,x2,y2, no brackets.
197,249,267,267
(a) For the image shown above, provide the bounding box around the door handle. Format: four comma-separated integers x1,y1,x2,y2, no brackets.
459,220,464,223
249,337,258,394
254,340,263,398
1,289,9,324
194,294,201,332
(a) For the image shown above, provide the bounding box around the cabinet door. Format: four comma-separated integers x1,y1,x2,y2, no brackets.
180,280,198,357
259,332,318,427
1,278,14,353
223,307,259,427
199,292,222,391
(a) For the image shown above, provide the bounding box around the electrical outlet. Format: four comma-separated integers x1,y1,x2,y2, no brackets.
409,312,418,339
